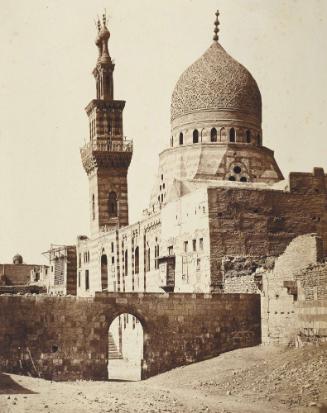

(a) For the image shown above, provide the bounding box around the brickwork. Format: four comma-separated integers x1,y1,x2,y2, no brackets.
0,292,260,381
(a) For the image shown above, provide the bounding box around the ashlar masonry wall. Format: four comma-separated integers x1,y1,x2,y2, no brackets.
0,292,260,381
208,168,327,291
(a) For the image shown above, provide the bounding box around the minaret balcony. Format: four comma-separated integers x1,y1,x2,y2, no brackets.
80,139,133,173
81,139,133,156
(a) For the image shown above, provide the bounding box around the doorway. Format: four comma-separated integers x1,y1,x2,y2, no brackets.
108,313,143,381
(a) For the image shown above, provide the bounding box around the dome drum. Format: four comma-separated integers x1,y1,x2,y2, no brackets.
171,125,262,148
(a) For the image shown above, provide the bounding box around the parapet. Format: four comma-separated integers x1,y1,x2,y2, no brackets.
289,167,327,195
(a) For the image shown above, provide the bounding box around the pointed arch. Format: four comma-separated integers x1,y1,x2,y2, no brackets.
210,128,217,142
193,129,199,143
229,128,236,143
220,127,226,142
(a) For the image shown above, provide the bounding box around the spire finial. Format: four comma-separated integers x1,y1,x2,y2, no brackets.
213,10,220,42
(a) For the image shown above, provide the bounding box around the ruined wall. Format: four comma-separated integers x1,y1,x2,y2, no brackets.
208,169,327,290
296,263,327,343
222,255,274,293
260,234,326,345
0,292,260,381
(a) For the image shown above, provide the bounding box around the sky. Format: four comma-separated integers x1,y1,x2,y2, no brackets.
0,0,326,264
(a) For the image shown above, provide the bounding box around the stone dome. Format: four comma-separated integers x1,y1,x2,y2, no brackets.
171,42,262,126
13,254,23,264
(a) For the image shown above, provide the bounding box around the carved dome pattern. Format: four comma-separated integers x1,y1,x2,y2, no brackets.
171,42,262,123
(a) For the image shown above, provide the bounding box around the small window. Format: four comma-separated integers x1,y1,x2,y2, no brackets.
168,245,174,255
111,256,115,264
78,271,81,287
240,177,247,182
146,248,151,272
246,130,251,143
179,132,183,145
196,258,201,271
228,176,236,181
199,238,204,250
111,242,114,253
135,246,139,274
78,253,81,268
171,136,173,147
85,270,90,290
233,166,242,174
108,191,118,217
184,241,188,253
92,194,95,220
193,129,199,144
192,239,196,252
210,128,217,142
124,250,128,277
155,245,159,270
229,128,236,143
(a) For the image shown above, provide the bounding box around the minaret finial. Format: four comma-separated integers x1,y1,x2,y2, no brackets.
213,10,220,42
103,10,107,27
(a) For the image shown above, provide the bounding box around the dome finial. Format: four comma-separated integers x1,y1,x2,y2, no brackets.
213,10,220,42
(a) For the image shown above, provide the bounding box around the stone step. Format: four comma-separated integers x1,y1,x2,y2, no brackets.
108,332,122,359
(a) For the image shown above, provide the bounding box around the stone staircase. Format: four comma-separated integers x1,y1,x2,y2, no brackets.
109,332,123,360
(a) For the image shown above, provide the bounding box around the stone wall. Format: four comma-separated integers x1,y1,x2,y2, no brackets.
222,255,274,293
0,264,37,286
0,292,260,381
208,169,327,290
296,263,327,343
260,234,326,345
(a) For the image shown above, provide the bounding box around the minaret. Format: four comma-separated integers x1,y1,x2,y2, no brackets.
81,14,133,236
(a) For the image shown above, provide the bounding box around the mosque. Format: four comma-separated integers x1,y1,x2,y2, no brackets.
1,10,326,384
54,11,327,299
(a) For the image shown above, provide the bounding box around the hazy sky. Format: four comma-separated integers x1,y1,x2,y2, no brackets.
0,0,326,264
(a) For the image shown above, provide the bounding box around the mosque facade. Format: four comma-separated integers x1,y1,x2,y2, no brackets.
75,12,327,298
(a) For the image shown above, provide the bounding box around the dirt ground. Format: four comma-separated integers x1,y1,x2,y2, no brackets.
0,344,327,413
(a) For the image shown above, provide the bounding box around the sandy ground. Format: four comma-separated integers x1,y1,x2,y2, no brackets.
0,345,327,413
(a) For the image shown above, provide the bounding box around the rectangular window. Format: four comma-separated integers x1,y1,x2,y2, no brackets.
168,246,174,256
111,256,115,264
111,242,114,253
199,238,204,251
184,241,188,253
78,271,81,287
196,258,201,271
85,270,90,290
192,239,197,252
78,253,81,268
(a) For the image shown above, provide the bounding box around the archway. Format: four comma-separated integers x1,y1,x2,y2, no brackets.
108,313,143,381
